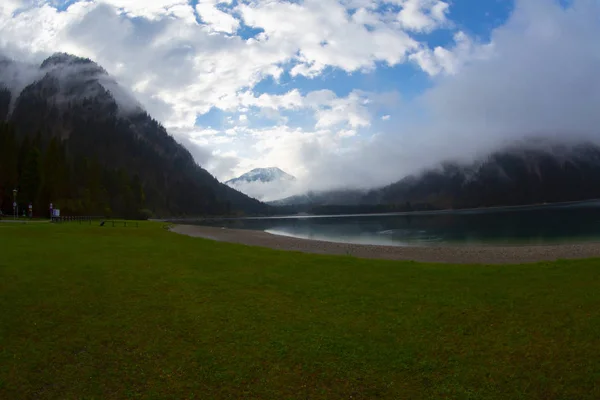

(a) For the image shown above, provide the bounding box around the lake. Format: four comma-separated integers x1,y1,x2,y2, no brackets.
192,200,600,246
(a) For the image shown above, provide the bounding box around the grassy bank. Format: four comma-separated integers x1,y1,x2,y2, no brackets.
0,222,599,399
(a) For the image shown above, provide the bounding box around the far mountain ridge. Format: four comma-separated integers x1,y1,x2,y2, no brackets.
274,138,600,213
369,139,600,210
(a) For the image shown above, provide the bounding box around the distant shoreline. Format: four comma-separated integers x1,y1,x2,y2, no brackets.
170,224,600,265
164,197,600,222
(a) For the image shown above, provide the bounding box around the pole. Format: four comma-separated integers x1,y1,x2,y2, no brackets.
12,189,17,220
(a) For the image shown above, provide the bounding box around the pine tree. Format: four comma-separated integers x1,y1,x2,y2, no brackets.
39,137,61,210
20,146,42,209
131,174,145,216
0,123,19,211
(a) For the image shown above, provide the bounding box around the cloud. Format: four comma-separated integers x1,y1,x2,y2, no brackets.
227,179,297,202
176,133,243,180
224,88,383,129
395,0,450,33
237,0,420,76
422,0,600,144
196,0,239,34
1,0,22,17
0,56,42,100
303,0,600,190
3,0,598,203
314,91,372,129
0,0,447,137
409,31,493,76
95,0,189,20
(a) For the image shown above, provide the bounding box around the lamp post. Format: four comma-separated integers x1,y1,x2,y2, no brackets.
12,189,17,220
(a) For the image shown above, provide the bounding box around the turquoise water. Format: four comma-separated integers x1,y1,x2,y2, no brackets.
194,201,600,246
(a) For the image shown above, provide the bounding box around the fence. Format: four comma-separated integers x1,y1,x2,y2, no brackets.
53,216,139,227
52,216,105,224
100,220,139,228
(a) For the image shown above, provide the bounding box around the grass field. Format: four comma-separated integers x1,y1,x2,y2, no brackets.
1,222,599,399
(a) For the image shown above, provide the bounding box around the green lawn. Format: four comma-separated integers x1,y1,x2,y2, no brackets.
0,222,599,399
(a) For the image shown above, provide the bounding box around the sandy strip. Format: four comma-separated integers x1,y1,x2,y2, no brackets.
170,224,600,264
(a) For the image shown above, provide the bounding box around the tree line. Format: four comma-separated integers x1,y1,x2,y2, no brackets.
0,122,147,219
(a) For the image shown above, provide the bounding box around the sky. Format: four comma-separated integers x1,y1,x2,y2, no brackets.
1,0,600,201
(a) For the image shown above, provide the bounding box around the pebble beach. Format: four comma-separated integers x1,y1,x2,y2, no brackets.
171,224,600,264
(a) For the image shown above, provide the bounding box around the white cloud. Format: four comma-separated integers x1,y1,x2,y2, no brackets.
234,89,305,111
1,0,22,18
97,0,189,20
216,88,384,130
338,129,357,138
395,0,450,33
410,31,494,76
314,91,372,128
195,1,239,34
237,0,420,76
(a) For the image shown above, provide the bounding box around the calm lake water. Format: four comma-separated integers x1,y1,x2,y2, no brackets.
194,200,600,246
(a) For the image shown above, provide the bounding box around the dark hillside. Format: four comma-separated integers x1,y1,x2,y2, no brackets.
0,53,267,218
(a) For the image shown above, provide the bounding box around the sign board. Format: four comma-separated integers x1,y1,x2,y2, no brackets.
13,202,16,208
52,209,60,217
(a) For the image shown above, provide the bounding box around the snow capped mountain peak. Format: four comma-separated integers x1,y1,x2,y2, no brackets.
226,167,295,185
224,167,297,201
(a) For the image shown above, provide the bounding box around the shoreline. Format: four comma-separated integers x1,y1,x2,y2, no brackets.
164,198,600,222
170,224,600,264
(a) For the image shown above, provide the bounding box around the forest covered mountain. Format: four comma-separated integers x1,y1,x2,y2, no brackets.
275,139,600,214
0,53,268,218
367,140,600,210
268,189,365,207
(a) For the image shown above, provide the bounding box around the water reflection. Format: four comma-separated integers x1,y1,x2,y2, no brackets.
192,201,600,246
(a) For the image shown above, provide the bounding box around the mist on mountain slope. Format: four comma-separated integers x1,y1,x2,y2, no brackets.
0,53,142,116
225,180,295,202
0,55,42,109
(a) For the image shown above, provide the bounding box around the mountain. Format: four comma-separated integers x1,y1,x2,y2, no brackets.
274,139,600,213
226,167,295,185
367,139,600,210
225,167,296,202
0,53,268,218
268,189,364,207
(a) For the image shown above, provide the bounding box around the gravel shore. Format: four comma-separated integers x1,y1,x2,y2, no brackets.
171,224,600,264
